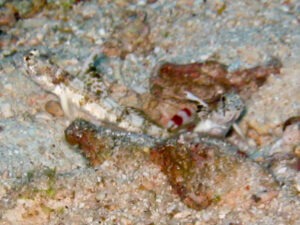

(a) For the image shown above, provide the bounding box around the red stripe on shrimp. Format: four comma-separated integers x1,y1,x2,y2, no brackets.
167,108,193,129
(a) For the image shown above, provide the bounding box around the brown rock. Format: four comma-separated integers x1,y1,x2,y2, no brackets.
64,119,158,166
150,133,278,210
45,100,64,117
151,59,281,104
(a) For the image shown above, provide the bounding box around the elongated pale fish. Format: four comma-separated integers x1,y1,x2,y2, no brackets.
23,49,167,137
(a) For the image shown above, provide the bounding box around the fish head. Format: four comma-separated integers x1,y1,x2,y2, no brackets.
216,92,245,124
23,49,70,91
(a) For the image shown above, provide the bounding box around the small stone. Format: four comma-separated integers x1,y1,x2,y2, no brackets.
45,100,64,117
294,145,300,157
173,210,192,219
0,102,14,118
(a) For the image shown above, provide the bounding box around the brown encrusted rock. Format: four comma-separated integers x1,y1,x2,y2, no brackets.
151,59,281,103
65,120,114,166
150,133,279,210
65,119,158,166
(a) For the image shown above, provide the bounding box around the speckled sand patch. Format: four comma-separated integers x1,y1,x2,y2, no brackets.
241,64,300,147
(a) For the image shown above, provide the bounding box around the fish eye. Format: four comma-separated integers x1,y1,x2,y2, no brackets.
29,49,39,56
221,96,226,102
196,105,203,112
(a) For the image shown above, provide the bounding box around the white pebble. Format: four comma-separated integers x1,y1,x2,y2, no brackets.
154,46,162,54
173,210,192,219
98,28,106,36
0,102,14,118
277,166,287,174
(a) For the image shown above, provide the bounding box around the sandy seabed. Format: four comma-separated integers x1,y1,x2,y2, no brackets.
0,0,299,224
